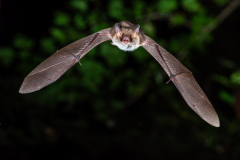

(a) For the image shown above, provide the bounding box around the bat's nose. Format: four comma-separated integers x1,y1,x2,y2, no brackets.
123,36,130,44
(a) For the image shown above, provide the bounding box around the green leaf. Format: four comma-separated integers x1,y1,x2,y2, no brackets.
211,74,231,87
80,60,105,92
142,22,155,36
74,14,87,29
0,48,14,66
158,0,178,13
181,0,201,12
219,90,234,105
110,99,123,110
213,0,228,6
108,0,124,19
87,12,98,27
70,0,88,12
50,27,66,42
134,1,145,16
132,47,149,63
40,37,56,53
54,12,70,26
230,71,240,85
191,11,213,34
19,50,30,60
169,35,188,52
13,34,34,49
170,14,185,26
100,44,126,67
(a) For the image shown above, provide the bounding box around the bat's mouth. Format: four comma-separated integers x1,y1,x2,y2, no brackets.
122,36,130,44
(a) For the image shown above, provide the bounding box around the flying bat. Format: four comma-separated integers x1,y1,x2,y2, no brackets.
19,21,220,127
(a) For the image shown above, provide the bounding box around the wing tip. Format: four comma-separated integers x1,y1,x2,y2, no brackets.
192,104,220,127
203,113,220,127
210,116,220,127
19,85,38,94
210,120,220,127
19,84,25,94
19,86,29,94
19,82,35,94
19,90,27,94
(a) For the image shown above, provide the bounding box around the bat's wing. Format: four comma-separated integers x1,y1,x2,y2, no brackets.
19,28,112,94
141,35,220,127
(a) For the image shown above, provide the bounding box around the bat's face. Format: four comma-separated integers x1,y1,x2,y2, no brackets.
111,22,142,51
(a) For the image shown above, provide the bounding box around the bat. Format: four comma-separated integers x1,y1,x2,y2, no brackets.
19,21,220,127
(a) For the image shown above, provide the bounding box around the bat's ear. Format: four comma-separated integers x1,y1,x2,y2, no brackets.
115,23,122,37
132,24,140,39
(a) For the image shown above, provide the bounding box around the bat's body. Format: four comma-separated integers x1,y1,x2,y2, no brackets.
19,21,220,127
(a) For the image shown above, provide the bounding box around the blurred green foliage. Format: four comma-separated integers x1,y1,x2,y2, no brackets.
1,0,240,159
158,0,178,13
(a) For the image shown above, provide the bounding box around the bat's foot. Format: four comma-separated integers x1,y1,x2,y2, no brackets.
166,74,175,84
166,79,171,84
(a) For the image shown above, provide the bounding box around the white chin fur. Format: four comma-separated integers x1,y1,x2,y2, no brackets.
112,41,140,51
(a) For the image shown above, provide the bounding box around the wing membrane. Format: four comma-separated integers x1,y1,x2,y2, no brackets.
19,28,112,93
142,35,220,127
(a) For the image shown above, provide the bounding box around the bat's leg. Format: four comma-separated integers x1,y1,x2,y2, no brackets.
166,79,171,84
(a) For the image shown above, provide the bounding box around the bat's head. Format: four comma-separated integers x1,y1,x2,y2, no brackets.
111,21,144,51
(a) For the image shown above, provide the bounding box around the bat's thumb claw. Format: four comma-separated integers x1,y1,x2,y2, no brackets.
78,61,82,66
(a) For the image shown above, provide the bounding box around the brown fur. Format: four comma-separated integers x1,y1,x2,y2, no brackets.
110,21,145,44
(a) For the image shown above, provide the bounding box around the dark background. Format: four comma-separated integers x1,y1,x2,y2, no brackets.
1,0,240,159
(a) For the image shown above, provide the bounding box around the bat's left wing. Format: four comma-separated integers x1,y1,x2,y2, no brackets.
19,28,112,94
141,35,220,127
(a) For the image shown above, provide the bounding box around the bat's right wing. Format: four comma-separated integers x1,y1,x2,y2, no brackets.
141,35,220,127
19,28,112,94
